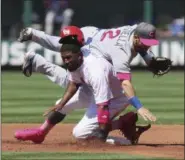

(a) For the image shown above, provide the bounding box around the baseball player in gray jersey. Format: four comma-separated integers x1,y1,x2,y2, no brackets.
18,23,162,120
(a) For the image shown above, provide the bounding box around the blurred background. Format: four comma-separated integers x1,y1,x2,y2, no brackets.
1,0,184,68
1,0,184,125
2,0,185,38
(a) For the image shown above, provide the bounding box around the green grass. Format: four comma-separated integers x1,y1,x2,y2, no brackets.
2,71,184,124
1,71,183,160
1,152,174,160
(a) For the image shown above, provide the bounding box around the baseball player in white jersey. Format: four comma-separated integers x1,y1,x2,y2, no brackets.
15,26,154,145
46,44,130,142
18,23,159,121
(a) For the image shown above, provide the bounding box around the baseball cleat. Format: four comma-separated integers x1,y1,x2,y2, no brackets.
17,28,33,43
14,128,45,144
118,112,151,145
132,124,151,144
118,112,138,140
22,51,35,77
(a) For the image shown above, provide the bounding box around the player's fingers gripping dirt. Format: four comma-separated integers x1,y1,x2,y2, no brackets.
18,28,33,42
137,107,156,122
148,57,173,77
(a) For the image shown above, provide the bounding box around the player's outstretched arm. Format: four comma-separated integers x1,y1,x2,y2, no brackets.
18,28,62,52
43,81,79,116
140,51,172,76
139,49,155,66
121,79,156,122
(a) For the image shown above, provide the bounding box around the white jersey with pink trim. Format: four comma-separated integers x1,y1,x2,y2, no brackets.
68,53,123,105
82,25,138,76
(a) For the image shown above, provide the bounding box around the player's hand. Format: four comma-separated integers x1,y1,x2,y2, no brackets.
18,28,33,42
43,106,57,117
43,103,64,117
137,107,156,122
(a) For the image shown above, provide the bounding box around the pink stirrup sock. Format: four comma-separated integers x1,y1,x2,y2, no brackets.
40,120,54,134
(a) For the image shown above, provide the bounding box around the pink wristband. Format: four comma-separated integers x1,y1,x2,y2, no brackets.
97,108,110,124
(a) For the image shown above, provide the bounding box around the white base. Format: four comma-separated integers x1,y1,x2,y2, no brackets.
106,136,131,145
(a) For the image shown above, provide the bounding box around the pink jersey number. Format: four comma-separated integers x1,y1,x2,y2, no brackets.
100,29,121,41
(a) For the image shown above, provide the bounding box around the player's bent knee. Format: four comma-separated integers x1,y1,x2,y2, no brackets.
73,127,108,142
72,126,91,139
72,126,83,139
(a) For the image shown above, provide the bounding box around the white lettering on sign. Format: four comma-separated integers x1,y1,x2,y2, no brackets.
160,41,169,58
44,48,63,65
1,42,9,66
170,41,184,66
130,54,142,66
151,45,159,57
27,42,42,53
1,40,184,66
9,42,25,66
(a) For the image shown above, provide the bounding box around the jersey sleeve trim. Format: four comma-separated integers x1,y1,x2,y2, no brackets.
116,72,132,81
96,101,110,106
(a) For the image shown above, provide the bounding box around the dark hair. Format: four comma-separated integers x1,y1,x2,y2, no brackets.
60,44,81,54
60,36,83,47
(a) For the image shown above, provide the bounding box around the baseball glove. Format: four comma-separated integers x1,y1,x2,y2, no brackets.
148,57,172,77
118,112,151,144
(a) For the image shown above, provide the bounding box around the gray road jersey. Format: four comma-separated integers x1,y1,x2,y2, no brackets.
31,25,153,72
82,25,138,73
31,26,100,53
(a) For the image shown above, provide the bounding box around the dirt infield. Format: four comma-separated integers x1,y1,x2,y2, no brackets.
2,124,184,159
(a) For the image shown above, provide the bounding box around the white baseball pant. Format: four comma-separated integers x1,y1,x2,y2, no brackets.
56,93,129,139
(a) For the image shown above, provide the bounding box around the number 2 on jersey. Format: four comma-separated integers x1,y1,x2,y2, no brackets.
100,29,121,41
